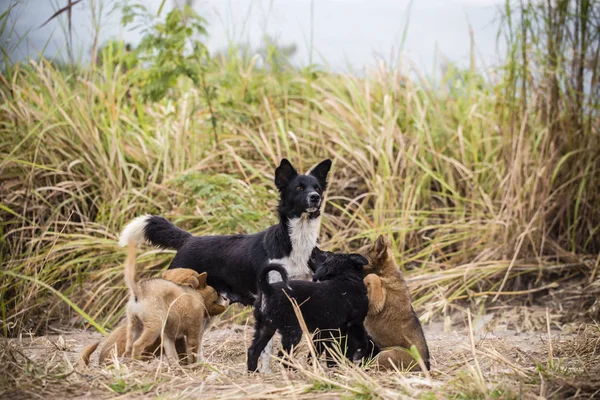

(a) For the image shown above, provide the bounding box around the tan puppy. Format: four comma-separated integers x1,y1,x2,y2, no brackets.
124,241,221,363
358,235,430,371
81,265,227,366
161,267,228,360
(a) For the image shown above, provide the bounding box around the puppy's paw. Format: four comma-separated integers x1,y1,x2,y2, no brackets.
364,274,386,314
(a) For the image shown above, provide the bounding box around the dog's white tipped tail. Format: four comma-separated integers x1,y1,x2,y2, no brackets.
118,215,151,247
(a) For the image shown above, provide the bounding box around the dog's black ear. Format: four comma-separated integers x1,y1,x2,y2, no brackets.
275,159,298,190
309,159,332,190
349,254,369,268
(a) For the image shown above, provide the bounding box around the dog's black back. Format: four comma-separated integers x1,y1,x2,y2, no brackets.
119,159,332,305
247,253,370,371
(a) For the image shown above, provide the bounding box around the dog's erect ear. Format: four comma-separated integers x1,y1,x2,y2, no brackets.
349,254,369,268
197,272,208,289
373,235,388,259
309,159,332,190
275,159,298,190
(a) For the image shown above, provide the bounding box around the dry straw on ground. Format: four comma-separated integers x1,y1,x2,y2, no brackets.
1,312,598,399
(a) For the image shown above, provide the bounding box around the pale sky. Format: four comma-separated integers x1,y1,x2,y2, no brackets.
2,0,505,73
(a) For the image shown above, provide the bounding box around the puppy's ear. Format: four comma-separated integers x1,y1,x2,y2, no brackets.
349,254,369,268
183,276,200,288
197,272,208,289
373,235,388,259
309,159,332,190
275,159,298,190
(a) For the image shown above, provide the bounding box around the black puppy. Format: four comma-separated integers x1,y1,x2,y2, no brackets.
247,253,370,372
118,159,331,306
311,251,375,365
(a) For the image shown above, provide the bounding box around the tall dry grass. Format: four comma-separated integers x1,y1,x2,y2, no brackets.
0,0,599,337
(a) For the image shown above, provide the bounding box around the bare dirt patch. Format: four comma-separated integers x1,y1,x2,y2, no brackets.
1,308,598,399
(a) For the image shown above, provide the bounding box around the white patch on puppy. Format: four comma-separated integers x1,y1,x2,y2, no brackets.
260,339,274,373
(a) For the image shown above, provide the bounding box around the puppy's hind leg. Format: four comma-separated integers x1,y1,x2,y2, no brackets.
125,313,135,356
259,338,274,373
162,336,180,364
186,324,204,364
248,325,277,372
132,328,160,359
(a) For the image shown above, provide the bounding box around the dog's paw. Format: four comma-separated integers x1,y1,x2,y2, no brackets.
247,363,260,373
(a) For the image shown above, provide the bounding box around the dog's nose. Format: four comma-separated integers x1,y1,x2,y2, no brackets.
308,192,321,203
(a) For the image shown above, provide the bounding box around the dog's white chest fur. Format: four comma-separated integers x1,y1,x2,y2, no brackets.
269,215,320,282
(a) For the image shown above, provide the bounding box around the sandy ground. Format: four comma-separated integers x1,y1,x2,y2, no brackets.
4,307,592,399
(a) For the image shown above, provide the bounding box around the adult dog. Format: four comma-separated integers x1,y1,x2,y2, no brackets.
118,158,331,305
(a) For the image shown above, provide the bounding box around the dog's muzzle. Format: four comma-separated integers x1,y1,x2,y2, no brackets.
307,192,321,212
353,348,366,363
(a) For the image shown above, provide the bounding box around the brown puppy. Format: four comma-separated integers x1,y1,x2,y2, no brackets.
162,269,229,319
81,266,227,366
123,241,222,363
358,235,430,371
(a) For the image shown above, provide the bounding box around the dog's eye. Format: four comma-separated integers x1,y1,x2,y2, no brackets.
315,187,321,194
296,185,303,191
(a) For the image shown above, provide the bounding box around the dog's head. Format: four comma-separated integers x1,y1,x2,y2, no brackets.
312,252,368,282
357,235,392,274
162,269,228,316
275,158,332,219
199,286,229,316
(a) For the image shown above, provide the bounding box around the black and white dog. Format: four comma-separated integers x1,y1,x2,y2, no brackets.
119,159,331,372
248,253,370,372
118,158,331,305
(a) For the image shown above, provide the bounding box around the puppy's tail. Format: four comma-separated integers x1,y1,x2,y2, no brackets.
124,240,141,300
118,215,192,250
257,263,288,296
79,341,100,366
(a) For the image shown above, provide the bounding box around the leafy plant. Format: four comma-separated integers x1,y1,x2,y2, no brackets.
121,2,219,142
121,3,207,101
176,172,275,234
